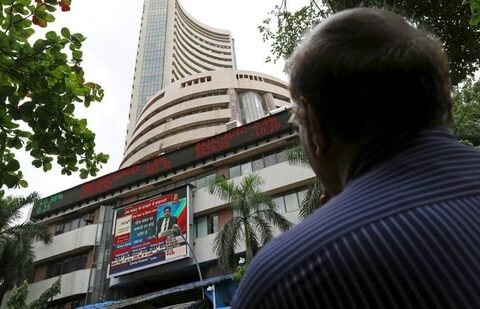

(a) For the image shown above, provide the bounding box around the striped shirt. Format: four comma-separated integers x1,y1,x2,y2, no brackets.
232,128,480,308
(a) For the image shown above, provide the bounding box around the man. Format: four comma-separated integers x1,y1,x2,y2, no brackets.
233,8,480,309
157,206,177,236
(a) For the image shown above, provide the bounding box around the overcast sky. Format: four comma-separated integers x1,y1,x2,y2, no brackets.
6,0,308,201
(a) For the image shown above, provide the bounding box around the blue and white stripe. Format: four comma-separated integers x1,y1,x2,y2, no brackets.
233,128,480,308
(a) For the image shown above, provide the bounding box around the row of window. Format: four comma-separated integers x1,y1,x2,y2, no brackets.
175,9,232,46
174,24,232,62
192,187,308,239
229,149,289,178
137,88,228,129
174,25,233,64
273,188,308,213
181,76,212,88
127,120,226,160
45,252,88,279
53,211,96,236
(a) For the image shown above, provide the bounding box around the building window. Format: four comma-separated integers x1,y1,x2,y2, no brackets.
284,192,300,212
208,215,219,234
45,252,88,279
239,91,265,124
229,165,241,178
229,149,288,179
194,214,219,238
272,196,286,213
271,188,309,214
53,212,95,236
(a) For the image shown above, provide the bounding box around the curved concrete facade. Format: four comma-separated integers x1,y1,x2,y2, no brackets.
121,69,291,167
125,0,235,146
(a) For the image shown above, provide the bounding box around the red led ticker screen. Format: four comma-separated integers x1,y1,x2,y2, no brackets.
32,110,291,219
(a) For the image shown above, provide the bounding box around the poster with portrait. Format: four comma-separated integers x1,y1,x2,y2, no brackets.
108,186,190,277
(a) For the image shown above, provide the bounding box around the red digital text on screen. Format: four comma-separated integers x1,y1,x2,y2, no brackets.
195,126,247,159
251,116,282,138
112,165,141,182
143,156,173,176
80,176,113,199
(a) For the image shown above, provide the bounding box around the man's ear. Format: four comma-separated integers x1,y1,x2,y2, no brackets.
304,102,326,157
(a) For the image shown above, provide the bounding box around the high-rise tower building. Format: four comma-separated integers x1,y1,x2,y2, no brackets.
125,0,235,146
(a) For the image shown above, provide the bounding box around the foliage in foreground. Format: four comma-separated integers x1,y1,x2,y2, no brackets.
259,0,480,86
0,0,108,194
6,278,60,309
0,192,50,300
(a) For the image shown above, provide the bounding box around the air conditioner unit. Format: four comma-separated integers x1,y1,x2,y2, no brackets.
226,120,239,131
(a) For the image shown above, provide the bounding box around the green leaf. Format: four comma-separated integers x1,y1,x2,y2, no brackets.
4,173,19,188
61,27,70,38
18,179,28,188
45,31,58,42
6,159,20,172
43,161,52,171
0,86,16,96
72,49,82,60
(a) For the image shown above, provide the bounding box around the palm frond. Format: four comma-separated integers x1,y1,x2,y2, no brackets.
209,178,238,203
213,217,243,269
251,215,274,245
299,179,323,219
261,208,292,232
244,222,260,258
286,140,310,167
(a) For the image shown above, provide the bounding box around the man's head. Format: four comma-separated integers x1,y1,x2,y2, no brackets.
288,8,452,191
163,206,171,218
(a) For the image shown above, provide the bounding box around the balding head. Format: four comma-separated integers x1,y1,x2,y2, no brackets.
289,8,452,150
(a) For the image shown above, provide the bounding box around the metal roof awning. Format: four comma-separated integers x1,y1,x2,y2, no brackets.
79,275,233,309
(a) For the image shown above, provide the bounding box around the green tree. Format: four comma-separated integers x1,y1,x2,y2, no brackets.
453,77,480,147
285,141,324,219
0,192,50,301
0,0,109,194
469,0,480,25
6,278,60,309
209,174,292,269
259,0,480,85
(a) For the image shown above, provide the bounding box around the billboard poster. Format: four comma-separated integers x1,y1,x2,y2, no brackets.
108,186,190,277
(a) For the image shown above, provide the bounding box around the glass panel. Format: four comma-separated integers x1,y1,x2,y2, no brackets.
252,156,264,171
284,192,300,212
276,150,288,163
241,162,253,175
208,215,219,234
272,196,286,213
239,91,265,123
195,175,206,189
205,173,216,187
196,217,208,238
264,153,277,167
297,189,308,207
79,217,87,228
70,218,80,230
229,165,241,178
65,220,74,232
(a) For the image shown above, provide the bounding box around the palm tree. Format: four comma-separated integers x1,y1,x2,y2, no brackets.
209,174,292,269
0,192,51,302
286,140,325,219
